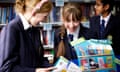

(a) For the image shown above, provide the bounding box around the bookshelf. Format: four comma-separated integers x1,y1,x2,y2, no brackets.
0,0,16,29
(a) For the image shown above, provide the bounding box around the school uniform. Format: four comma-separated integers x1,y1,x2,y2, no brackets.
86,13,115,39
0,14,50,72
54,24,88,64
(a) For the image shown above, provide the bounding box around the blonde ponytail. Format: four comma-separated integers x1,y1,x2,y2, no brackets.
56,26,66,57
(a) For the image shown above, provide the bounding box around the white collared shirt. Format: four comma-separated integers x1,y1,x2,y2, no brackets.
19,13,32,30
67,26,80,41
100,13,111,27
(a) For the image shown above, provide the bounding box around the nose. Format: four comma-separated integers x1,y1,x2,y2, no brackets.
69,21,74,28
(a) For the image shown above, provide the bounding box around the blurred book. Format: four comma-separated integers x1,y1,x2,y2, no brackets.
71,39,116,72
52,56,81,72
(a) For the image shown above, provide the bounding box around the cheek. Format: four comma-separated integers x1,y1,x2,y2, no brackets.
95,7,103,15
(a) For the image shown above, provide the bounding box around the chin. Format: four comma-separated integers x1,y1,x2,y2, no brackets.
69,30,75,33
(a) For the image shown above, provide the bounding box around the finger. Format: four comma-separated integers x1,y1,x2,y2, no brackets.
47,67,57,71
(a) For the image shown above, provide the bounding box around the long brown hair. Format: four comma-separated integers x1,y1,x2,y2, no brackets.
56,2,82,57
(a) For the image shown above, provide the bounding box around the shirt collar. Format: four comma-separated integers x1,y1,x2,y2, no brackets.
67,25,80,40
19,13,32,30
100,13,111,25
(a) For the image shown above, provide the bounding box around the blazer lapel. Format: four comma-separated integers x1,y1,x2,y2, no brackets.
104,15,114,37
78,24,82,38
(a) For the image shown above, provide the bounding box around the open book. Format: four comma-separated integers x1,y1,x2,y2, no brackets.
52,56,81,72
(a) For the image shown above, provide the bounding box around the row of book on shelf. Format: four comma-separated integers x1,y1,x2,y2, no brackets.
52,38,117,72
49,4,95,22
0,2,119,24
0,6,16,24
0,4,94,24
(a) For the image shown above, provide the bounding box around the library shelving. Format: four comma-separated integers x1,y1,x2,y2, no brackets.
0,0,16,29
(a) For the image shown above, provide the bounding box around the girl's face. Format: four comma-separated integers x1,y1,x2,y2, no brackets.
63,14,80,33
94,0,105,15
30,12,49,26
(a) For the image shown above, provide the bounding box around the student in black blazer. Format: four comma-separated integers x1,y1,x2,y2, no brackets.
86,0,120,71
86,0,115,39
54,3,88,65
0,0,55,72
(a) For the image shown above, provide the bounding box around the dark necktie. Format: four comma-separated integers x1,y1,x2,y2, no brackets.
68,34,73,41
100,19,105,39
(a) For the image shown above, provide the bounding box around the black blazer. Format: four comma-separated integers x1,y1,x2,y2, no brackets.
54,24,88,63
111,15,120,55
86,15,115,39
0,16,50,72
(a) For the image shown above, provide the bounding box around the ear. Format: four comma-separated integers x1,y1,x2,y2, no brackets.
104,4,110,11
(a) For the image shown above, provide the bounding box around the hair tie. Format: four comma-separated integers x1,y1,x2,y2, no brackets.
61,36,64,40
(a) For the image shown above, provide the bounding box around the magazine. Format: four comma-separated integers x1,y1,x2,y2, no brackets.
71,39,116,72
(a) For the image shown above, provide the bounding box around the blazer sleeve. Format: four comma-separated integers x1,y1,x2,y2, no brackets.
0,24,35,72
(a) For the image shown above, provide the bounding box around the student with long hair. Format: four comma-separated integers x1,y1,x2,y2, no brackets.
0,0,56,72
53,2,88,64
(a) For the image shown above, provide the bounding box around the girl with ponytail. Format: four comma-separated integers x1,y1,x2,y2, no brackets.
54,2,88,64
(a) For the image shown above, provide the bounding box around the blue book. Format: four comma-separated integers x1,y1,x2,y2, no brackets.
8,6,16,23
3,8,7,24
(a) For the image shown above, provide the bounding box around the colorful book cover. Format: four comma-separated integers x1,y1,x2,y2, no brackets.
105,56,113,68
96,44,104,55
103,45,113,55
52,56,68,72
89,57,99,69
80,58,89,71
87,44,96,55
97,57,105,68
